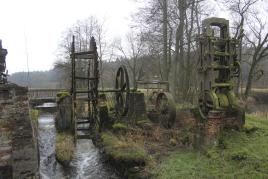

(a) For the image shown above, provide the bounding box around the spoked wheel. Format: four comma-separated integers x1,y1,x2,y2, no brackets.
198,91,217,119
155,92,176,128
115,65,130,117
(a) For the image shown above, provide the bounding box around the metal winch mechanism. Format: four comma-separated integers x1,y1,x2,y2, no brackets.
0,40,8,84
198,17,241,119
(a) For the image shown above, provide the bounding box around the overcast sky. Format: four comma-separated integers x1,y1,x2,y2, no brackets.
0,0,141,74
1,0,247,74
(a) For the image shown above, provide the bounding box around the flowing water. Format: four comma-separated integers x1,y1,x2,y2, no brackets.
38,112,119,179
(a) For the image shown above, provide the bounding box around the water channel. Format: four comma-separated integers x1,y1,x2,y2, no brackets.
38,112,120,179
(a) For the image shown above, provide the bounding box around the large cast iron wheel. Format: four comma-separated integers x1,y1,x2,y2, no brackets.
115,65,130,117
155,92,176,128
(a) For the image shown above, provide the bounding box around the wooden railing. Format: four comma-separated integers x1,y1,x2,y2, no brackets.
28,88,66,100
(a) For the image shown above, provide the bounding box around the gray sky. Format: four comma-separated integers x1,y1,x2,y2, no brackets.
1,0,265,74
0,0,139,74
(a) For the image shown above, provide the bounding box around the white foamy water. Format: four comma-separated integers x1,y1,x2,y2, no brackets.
38,112,119,179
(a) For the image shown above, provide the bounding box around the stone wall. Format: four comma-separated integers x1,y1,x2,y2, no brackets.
55,95,73,133
0,83,39,178
124,92,147,122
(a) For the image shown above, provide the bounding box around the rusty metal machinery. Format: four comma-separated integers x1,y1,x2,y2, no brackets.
197,17,241,119
0,40,8,84
137,79,169,110
137,80,176,128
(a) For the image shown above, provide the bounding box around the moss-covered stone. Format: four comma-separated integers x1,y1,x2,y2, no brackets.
55,94,73,133
56,90,70,103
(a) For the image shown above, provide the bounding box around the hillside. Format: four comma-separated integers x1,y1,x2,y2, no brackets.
8,69,61,88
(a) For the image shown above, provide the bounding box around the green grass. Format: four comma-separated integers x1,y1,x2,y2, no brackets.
56,132,74,165
101,132,147,164
153,115,268,179
176,103,195,110
112,123,127,130
243,88,268,93
112,123,128,133
30,109,39,121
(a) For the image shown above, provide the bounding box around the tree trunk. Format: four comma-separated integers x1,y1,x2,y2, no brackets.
173,0,186,100
162,0,169,81
244,61,256,98
173,28,179,98
236,38,242,95
185,0,195,97
178,0,186,95
133,58,137,89
235,20,244,96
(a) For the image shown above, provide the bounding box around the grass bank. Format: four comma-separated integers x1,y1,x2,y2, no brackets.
101,131,148,165
30,109,39,122
55,132,75,166
152,115,268,178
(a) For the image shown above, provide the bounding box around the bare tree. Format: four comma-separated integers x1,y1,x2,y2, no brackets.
133,0,175,81
173,0,187,98
54,16,107,88
244,14,268,98
162,0,169,81
113,32,145,88
95,19,107,89
217,0,258,95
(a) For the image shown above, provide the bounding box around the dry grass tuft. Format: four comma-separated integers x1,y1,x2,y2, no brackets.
56,132,74,165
